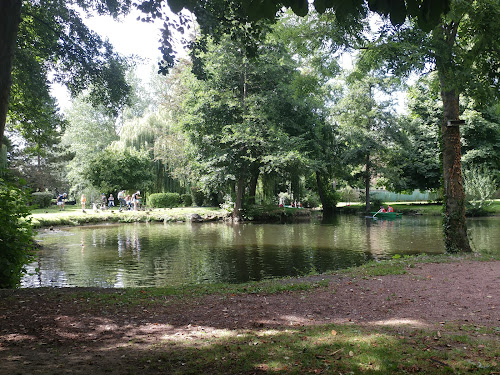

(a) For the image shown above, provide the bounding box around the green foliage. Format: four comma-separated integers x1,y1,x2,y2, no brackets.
383,76,442,192
0,176,36,288
332,71,400,209
84,147,154,195
463,166,497,216
301,191,320,208
219,194,234,213
62,96,120,195
181,194,192,207
461,102,500,177
368,194,384,209
15,1,131,115
338,186,358,204
181,34,321,216
147,193,181,208
31,192,52,208
191,187,205,207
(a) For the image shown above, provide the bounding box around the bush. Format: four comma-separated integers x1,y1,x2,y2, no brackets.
147,193,180,208
0,176,36,288
191,187,205,207
31,192,53,208
464,166,497,216
301,192,320,208
181,194,193,207
339,186,357,204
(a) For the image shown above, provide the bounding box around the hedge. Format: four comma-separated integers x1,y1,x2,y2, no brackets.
191,187,205,207
31,192,53,208
181,194,193,207
148,193,180,208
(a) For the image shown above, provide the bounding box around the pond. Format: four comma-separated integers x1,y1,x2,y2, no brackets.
22,215,500,288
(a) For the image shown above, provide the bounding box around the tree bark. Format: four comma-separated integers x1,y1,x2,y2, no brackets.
365,153,371,213
0,0,22,147
233,177,245,220
440,88,472,252
434,21,472,253
248,166,259,205
316,171,334,215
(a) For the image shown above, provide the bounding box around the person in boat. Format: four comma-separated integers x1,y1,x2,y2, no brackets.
387,205,394,212
379,206,386,213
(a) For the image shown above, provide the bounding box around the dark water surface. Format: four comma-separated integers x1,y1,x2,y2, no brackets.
22,215,499,288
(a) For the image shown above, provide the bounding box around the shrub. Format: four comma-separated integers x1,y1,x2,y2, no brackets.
191,187,205,207
464,166,497,216
181,194,193,207
339,186,358,204
220,194,234,213
301,192,320,208
147,193,180,208
31,192,53,208
0,176,36,288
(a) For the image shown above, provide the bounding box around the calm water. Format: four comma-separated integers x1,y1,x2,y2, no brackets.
22,215,500,288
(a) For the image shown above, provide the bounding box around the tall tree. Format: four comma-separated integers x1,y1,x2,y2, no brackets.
180,35,315,218
331,71,399,211
62,96,119,195
0,0,132,147
383,75,441,193
359,1,500,252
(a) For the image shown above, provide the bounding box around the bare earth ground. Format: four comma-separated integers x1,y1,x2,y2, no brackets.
0,260,499,375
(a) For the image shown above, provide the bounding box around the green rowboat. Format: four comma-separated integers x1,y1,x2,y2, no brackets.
370,212,402,218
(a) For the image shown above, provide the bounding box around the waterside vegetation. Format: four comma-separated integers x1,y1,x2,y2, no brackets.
28,200,500,229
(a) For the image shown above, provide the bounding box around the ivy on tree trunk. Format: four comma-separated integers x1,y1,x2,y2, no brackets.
440,88,472,253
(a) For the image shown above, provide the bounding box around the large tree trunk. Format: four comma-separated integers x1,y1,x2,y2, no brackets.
316,171,334,215
365,153,371,213
233,177,245,220
0,0,22,147
434,21,472,253
440,88,472,252
248,166,259,205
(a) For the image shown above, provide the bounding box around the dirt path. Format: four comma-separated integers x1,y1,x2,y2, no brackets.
0,260,498,374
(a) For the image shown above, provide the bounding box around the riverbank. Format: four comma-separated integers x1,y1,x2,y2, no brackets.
1,254,499,374
29,201,500,228
29,206,229,228
29,205,316,228
338,200,500,216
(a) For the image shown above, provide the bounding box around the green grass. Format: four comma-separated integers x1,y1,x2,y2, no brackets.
338,200,500,216
339,252,500,279
137,323,499,374
63,278,332,307
28,205,227,228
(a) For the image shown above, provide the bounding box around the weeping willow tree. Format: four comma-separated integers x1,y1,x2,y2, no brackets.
118,111,187,193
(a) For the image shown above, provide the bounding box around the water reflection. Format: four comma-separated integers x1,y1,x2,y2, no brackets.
22,215,499,288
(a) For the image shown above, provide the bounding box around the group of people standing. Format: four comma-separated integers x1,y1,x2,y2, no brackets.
80,190,142,212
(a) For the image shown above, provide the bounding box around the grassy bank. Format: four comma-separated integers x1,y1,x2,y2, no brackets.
29,200,500,228
339,200,500,216
29,205,229,228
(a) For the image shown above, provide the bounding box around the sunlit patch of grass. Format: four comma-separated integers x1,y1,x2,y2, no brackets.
29,206,227,228
136,323,500,374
